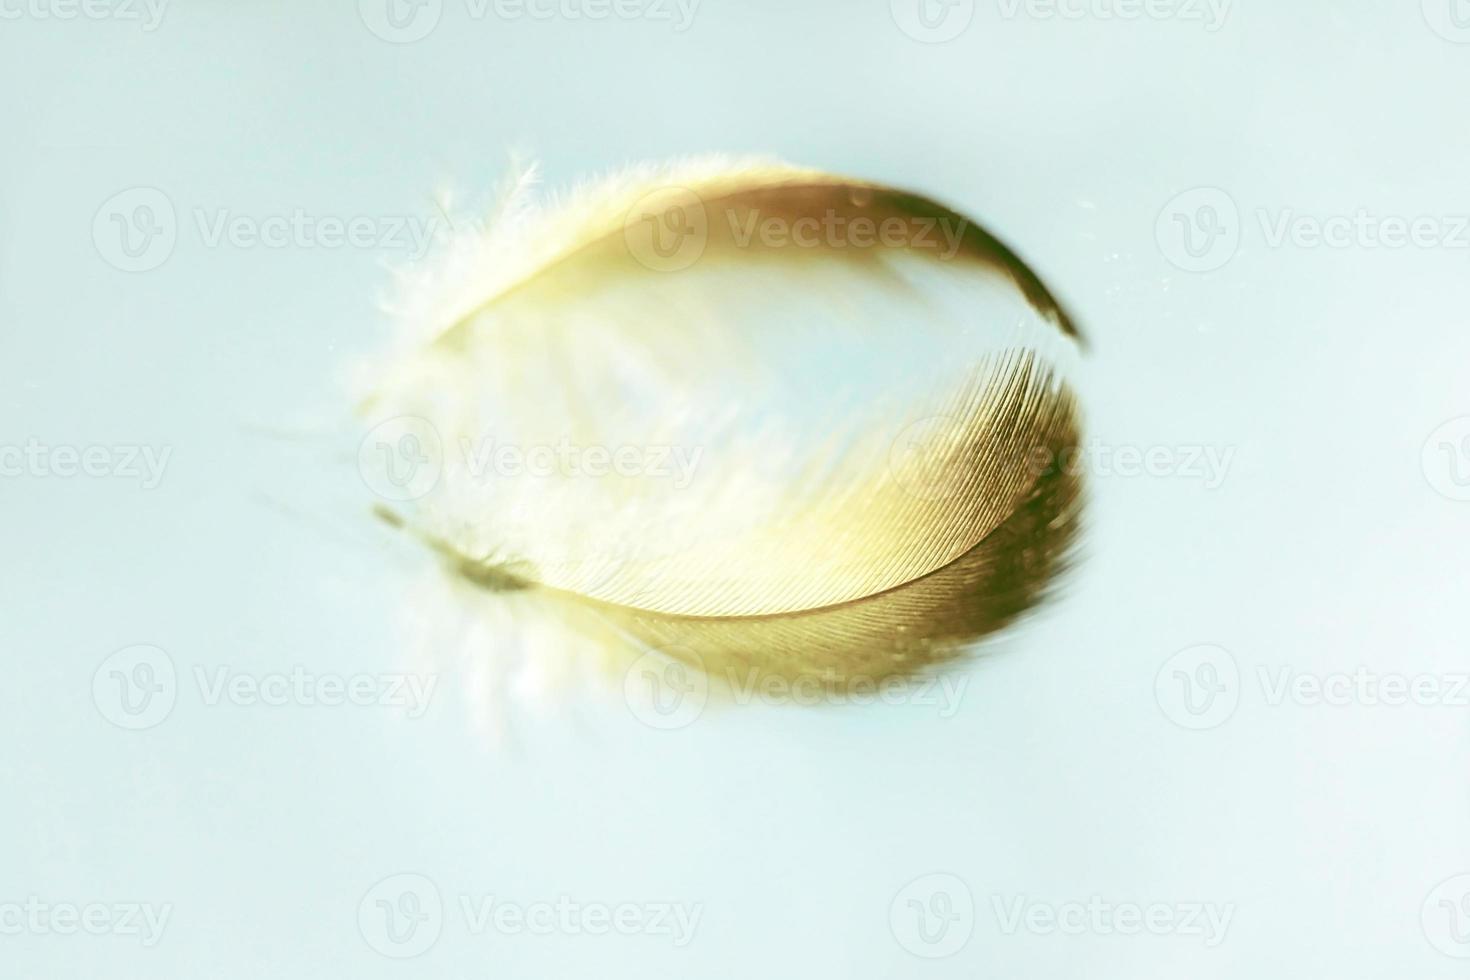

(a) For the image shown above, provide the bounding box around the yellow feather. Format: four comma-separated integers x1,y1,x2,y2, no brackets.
362,158,1084,678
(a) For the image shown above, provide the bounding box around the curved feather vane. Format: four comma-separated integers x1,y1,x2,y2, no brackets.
363,158,1084,675
396,400,1081,691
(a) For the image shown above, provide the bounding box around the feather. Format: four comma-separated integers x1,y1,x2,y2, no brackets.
362,157,1084,681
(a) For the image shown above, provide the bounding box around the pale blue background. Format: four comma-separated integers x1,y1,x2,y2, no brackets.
3,1,1469,977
